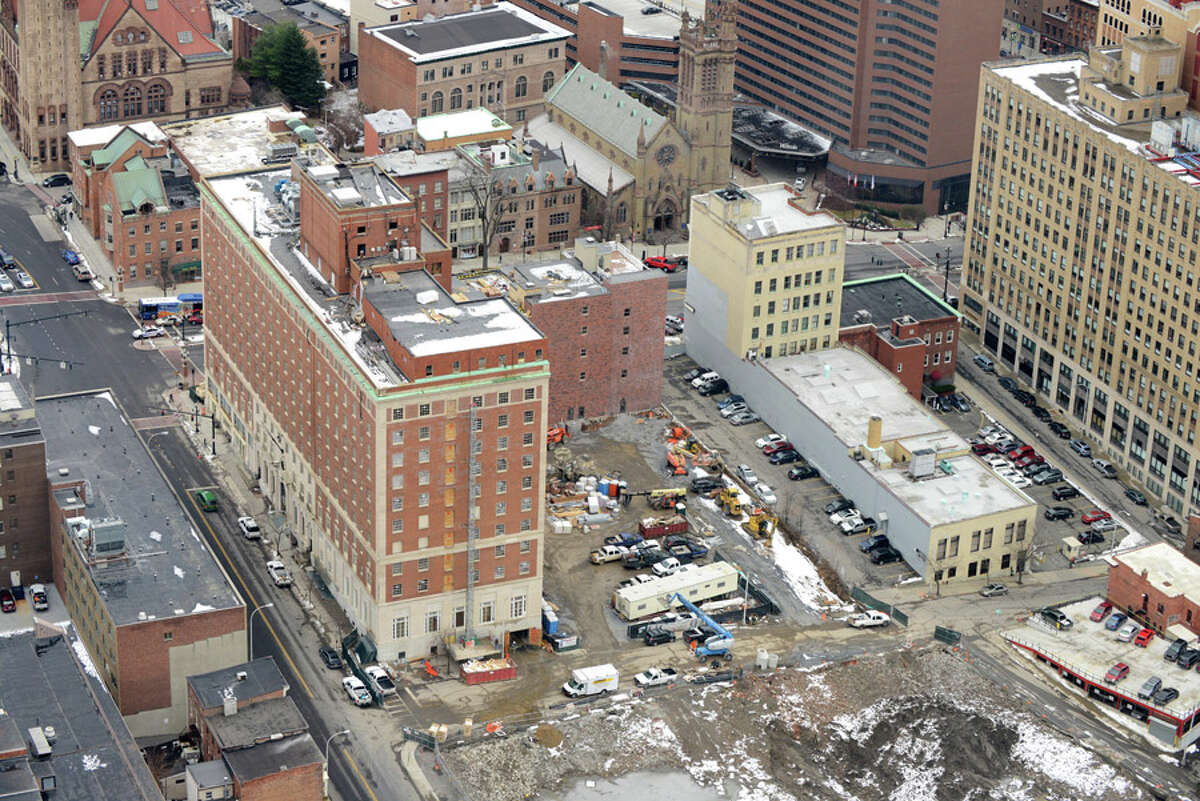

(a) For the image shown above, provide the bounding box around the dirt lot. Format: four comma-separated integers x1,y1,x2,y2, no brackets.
445,647,1145,801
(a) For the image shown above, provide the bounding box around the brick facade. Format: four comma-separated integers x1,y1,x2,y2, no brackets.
839,315,960,399
0,397,48,586
238,761,323,801
1107,557,1200,636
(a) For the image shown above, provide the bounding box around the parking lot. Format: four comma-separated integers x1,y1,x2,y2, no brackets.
661,358,917,590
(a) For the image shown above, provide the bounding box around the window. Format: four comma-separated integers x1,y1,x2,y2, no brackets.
519,561,530,575
392,616,409,639
431,91,444,113
494,565,505,579
510,594,527,618
99,89,119,120
515,76,527,98
425,611,440,633
391,518,403,533
549,211,569,226
450,87,462,110
480,601,494,623
542,71,555,92
524,388,535,400
391,583,402,596
163,631,173,641
417,579,429,593
199,87,221,105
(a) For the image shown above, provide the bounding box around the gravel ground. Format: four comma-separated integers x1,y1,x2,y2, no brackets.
445,647,1145,801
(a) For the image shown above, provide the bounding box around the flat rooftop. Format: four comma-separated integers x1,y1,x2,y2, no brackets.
207,169,411,387
376,148,464,179
223,733,323,783
163,106,308,176
764,348,1033,525
1005,597,1200,723
1110,543,1200,605
207,697,307,751
67,121,165,149
840,273,959,329
730,105,832,158
988,57,1200,188
512,260,605,302
40,392,242,625
0,630,162,801
366,2,569,62
579,0,705,38
416,108,510,142
365,108,414,136
362,270,543,357
189,657,288,709
298,158,409,208
702,184,841,239
0,378,40,443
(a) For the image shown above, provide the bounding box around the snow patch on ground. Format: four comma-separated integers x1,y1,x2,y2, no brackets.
1009,716,1133,796
770,531,848,612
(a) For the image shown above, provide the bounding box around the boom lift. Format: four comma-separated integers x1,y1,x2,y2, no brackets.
669,593,734,661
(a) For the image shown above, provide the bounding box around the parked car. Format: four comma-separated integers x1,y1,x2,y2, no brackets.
1092,459,1119,478
847,610,891,628
973,354,995,371
971,443,996,456
11,270,32,289
1044,506,1074,521
787,465,819,480
1116,621,1141,642
342,676,371,706
769,449,801,465
1081,510,1112,524
717,394,745,410
870,546,902,565
762,440,794,455
719,402,748,419
364,665,396,695
729,411,761,425
859,534,890,553
1032,468,1063,485
1135,628,1155,647
1125,487,1148,506
132,325,166,340
1138,675,1163,700
652,557,683,577
1089,601,1113,622
1177,648,1200,669
754,433,785,449
1031,406,1052,422
0,589,13,613
1053,485,1081,501
825,498,855,515
1091,518,1119,533
266,559,293,587
643,626,676,646
830,508,862,526
194,489,218,511
1038,607,1073,629
682,367,707,382
980,583,1008,598
0,273,14,293
842,517,877,536
1048,421,1071,438
736,464,759,484
1104,663,1130,684
633,667,679,687
1077,531,1106,545
643,256,681,272
319,645,343,669
1165,638,1189,662
754,483,777,505
952,394,971,412
1154,687,1180,705
997,376,1018,391
1069,439,1092,456
1105,612,1127,631
60,248,81,265
238,516,261,539
691,371,720,388
42,173,71,188
28,584,48,612
1002,473,1032,488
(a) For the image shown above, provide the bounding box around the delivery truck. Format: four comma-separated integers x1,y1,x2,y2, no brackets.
562,664,619,698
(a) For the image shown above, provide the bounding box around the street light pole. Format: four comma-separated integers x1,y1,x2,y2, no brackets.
323,729,351,800
248,602,274,661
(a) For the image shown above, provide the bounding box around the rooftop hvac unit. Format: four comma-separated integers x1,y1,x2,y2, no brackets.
909,448,935,479
27,727,51,759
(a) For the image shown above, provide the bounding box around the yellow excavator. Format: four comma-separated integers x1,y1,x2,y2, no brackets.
743,509,778,540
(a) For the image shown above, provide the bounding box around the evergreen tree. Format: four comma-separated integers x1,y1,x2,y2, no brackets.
244,23,326,109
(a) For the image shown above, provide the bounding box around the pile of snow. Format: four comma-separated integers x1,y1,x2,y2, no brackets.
770,532,848,612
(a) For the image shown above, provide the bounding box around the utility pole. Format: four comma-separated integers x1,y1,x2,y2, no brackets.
943,252,953,302
3,308,91,373
465,400,479,641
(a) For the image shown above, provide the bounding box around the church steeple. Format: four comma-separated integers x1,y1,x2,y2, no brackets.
675,0,736,192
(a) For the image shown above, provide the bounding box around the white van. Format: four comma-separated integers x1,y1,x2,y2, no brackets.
562,664,619,698
973,354,994,372
691,371,720,389
29,584,48,612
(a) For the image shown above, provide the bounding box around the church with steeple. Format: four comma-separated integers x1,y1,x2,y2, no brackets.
525,1,736,241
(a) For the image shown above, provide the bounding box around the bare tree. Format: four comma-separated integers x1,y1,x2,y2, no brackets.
462,168,510,271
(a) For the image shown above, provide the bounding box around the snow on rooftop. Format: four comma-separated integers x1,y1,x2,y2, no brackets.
744,183,841,234
416,108,511,142
164,106,307,177
392,297,542,356
67,121,166,148
1112,542,1200,601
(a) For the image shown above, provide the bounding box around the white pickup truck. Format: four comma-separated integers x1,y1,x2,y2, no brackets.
266,559,293,587
847,610,891,628
633,667,679,687
590,544,629,564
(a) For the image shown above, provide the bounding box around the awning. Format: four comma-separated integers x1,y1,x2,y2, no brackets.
172,262,201,274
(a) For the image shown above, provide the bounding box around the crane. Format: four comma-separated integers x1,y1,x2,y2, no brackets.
668,592,734,661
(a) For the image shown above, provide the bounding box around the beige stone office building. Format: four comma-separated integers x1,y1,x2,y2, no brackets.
685,183,845,361
963,34,1200,514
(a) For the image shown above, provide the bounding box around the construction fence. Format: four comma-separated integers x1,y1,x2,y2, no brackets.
850,586,908,627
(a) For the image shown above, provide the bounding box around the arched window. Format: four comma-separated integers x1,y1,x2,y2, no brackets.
122,85,142,117
514,76,527,98
147,84,166,114
542,71,554,93
99,89,119,121
449,88,462,110
615,202,627,223
430,91,444,113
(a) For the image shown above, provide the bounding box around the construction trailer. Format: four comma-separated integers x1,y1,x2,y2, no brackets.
612,561,740,620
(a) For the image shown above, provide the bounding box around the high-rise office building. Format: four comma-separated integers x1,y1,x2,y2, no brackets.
963,34,1200,514
731,0,1005,213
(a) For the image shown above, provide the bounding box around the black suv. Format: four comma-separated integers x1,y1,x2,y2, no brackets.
1177,648,1200,669
859,534,890,553
1052,485,1080,501
824,498,855,515
1077,531,1105,545
1038,607,1072,629
697,379,728,396
870,546,902,565
1043,506,1073,521
643,626,676,646
1164,638,1188,662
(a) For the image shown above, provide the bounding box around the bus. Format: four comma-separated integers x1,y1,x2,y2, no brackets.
138,293,202,321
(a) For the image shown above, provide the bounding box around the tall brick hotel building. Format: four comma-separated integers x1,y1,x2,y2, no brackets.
166,107,546,662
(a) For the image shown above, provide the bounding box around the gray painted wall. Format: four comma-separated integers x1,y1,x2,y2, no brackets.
684,269,933,576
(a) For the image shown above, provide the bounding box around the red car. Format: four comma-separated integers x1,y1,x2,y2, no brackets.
186,310,204,325
1134,628,1155,647
0,588,13,613
1082,510,1112,524
1103,662,1130,684
1014,454,1045,469
971,443,995,456
763,441,794,455
643,256,681,272
1089,601,1113,622
1006,444,1034,460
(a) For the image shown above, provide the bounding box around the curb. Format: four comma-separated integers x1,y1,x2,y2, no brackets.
400,741,439,801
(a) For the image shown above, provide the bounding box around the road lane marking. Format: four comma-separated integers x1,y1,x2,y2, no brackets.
340,747,382,801
182,490,315,699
